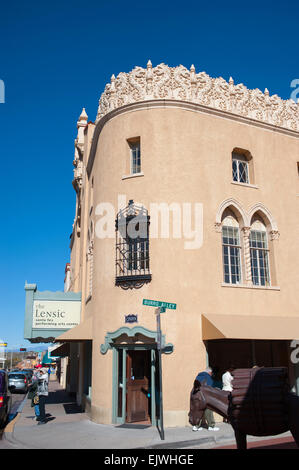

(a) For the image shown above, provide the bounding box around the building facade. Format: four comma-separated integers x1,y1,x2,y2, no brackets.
58,62,299,427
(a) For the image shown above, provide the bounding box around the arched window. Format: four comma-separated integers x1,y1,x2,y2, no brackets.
249,217,270,286
115,200,151,288
222,211,242,284
232,148,254,185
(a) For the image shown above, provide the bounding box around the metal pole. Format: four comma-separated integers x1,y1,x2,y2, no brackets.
156,307,165,440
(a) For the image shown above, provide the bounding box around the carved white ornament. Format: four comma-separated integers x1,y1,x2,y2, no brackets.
96,62,299,133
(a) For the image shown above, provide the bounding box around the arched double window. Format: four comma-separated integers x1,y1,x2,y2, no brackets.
217,200,278,287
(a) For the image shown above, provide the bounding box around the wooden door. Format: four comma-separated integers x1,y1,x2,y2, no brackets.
126,350,150,423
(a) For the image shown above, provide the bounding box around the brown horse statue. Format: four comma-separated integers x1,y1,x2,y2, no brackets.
188,367,299,449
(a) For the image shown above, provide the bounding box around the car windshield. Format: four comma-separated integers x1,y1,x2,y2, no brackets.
9,374,26,379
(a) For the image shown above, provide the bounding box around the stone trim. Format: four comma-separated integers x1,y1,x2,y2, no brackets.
97,62,299,133
221,283,280,291
100,326,174,355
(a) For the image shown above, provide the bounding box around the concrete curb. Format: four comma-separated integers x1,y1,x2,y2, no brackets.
143,436,215,449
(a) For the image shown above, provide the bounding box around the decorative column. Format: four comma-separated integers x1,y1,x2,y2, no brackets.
190,64,196,98
109,74,117,111
146,60,153,97
242,227,252,285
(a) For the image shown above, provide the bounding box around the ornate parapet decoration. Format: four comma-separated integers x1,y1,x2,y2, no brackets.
96,61,299,133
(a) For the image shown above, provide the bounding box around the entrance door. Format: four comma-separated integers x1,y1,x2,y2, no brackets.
126,350,151,423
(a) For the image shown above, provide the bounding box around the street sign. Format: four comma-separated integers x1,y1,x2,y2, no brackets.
142,297,177,441
143,299,176,310
0,343,7,347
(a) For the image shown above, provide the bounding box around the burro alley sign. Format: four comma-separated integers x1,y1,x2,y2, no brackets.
24,283,81,343
32,300,81,329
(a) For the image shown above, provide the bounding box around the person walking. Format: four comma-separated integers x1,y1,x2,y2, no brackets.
27,369,40,421
192,367,220,432
222,365,235,392
222,365,235,423
212,366,223,389
36,368,49,425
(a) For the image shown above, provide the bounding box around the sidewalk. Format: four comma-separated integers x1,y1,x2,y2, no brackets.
3,379,294,449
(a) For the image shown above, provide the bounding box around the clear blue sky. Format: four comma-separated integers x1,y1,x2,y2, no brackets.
0,0,298,349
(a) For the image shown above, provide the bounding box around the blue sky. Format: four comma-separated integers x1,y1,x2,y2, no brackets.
0,0,298,349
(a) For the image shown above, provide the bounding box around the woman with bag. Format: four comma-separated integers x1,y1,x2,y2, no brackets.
27,370,40,421
36,368,49,425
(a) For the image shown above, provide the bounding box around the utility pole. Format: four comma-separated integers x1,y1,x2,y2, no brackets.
155,306,165,440
142,298,177,441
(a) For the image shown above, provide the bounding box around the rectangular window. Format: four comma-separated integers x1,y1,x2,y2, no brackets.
250,230,270,286
222,226,242,284
129,140,141,174
232,153,249,184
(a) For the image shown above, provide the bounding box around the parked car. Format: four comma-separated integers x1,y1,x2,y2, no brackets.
21,369,33,383
0,371,12,427
8,372,29,393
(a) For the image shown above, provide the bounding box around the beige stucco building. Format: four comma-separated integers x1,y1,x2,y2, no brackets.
57,62,299,427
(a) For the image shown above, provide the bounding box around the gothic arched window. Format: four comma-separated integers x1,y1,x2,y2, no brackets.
222,211,242,285
249,217,270,286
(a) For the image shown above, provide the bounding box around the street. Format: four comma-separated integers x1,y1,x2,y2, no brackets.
0,392,27,449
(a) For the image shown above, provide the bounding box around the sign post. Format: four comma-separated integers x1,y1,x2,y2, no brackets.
143,299,177,440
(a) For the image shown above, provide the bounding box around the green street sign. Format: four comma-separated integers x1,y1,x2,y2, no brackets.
143,299,177,310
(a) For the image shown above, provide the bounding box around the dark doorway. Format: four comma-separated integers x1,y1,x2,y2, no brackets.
126,350,151,423
207,339,289,378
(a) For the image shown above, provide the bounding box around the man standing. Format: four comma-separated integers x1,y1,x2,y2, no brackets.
192,367,220,432
36,368,49,425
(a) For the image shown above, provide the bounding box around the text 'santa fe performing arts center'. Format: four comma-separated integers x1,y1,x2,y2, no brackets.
30,62,299,427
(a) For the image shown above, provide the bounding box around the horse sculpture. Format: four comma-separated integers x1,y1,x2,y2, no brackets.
188,367,299,449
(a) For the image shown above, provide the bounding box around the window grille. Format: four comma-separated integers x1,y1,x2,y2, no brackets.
115,200,151,288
